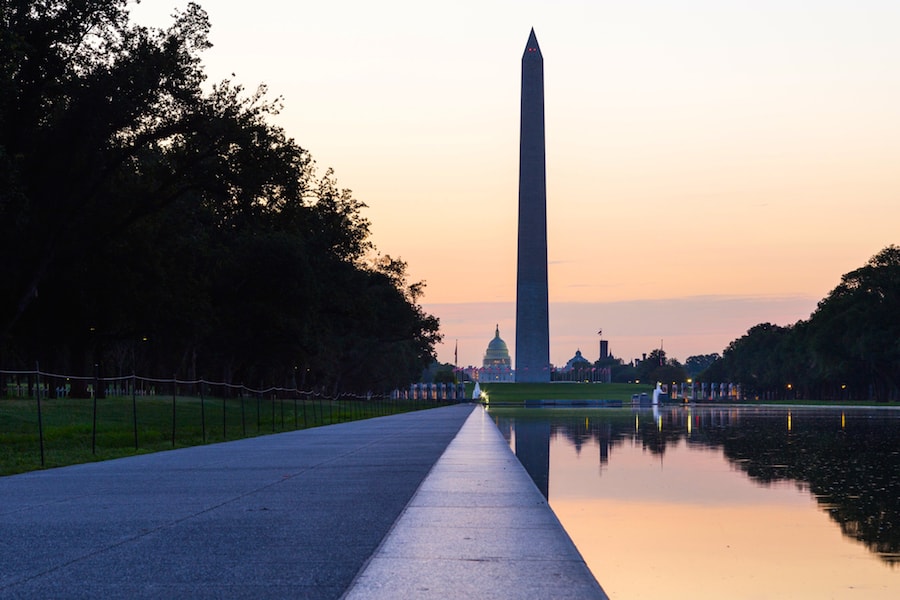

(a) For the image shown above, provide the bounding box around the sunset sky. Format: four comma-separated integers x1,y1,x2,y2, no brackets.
132,1,900,367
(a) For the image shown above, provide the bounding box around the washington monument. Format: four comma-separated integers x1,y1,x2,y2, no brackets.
515,29,550,383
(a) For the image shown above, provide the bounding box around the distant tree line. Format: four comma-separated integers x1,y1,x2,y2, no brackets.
702,246,900,402
590,247,900,402
0,1,440,395
592,349,689,387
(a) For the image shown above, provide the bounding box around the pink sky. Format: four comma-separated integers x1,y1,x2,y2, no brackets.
426,294,819,367
131,1,900,368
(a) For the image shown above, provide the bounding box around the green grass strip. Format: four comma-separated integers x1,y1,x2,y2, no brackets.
0,395,448,476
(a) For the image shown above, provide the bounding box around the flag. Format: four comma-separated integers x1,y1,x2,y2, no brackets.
454,339,458,366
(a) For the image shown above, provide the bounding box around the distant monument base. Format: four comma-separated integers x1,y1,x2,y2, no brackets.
514,371,550,384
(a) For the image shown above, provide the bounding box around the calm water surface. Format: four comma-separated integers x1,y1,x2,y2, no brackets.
490,405,900,600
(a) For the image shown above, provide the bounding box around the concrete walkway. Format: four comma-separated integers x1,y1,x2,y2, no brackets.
343,406,608,599
0,403,605,599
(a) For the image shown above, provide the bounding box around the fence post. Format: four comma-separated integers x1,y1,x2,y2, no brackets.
200,378,206,443
132,373,138,450
92,363,99,455
241,390,246,437
255,386,261,432
171,375,177,447
36,362,45,467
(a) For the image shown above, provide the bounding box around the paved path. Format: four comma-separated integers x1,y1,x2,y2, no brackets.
0,405,473,599
1,403,605,599
343,406,608,599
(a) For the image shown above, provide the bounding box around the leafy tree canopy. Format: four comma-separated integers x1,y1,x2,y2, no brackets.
712,246,900,401
684,353,720,378
0,1,441,393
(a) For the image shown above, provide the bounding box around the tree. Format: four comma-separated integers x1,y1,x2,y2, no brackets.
635,349,665,383
420,362,459,384
697,246,900,402
1,1,220,335
0,1,443,394
716,322,812,400
652,362,688,387
806,245,900,401
699,355,727,384
721,323,788,394
635,349,687,385
685,353,721,378
610,361,638,383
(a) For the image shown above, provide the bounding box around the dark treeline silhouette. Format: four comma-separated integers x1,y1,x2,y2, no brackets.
0,1,439,395
701,246,900,402
590,247,899,401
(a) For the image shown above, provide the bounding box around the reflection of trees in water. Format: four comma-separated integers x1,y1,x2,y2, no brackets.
495,408,900,565
705,412,900,566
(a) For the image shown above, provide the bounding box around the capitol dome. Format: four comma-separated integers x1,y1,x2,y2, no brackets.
484,325,510,364
481,325,514,381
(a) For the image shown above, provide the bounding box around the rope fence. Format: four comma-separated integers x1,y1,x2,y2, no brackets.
0,367,460,474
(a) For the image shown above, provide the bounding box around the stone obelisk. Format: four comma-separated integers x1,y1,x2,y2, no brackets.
515,29,550,383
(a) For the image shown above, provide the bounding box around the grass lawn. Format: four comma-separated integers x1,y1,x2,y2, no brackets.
465,382,654,403
0,394,440,476
462,382,900,407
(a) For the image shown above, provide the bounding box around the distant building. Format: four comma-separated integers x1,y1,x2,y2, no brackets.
481,325,514,382
561,349,592,373
553,348,603,381
599,339,609,360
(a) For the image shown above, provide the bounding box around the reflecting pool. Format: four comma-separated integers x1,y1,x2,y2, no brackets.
490,406,900,599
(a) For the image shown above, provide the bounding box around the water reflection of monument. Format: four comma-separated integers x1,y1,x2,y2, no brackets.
514,418,551,498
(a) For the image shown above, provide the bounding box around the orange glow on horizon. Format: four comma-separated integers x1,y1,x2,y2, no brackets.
548,434,900,599
128,1,900,368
